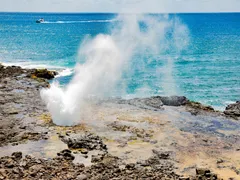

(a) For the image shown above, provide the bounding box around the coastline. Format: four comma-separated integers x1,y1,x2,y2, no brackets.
0,64,239,179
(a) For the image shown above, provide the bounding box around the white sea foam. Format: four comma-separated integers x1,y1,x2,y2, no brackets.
40,14,189,126
55,68,74,78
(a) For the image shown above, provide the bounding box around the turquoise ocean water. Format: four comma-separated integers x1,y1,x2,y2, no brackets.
0,13,239,110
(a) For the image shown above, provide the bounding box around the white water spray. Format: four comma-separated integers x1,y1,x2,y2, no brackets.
40,14,189,126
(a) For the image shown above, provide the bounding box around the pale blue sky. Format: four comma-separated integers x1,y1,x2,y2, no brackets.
0,0,240,13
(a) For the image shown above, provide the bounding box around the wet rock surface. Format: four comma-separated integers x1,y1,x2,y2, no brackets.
0,65,53,146
0,64,239,179
108,121,154,139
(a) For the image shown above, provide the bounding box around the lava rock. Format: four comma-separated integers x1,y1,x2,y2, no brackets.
62,133,107,152
57,149,75,161
224,101,240,118
12,152,22,160
31,69,57,80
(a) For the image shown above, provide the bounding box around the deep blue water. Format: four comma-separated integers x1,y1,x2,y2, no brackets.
0,13,239,110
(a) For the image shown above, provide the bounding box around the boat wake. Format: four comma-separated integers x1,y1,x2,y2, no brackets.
42,19,117,24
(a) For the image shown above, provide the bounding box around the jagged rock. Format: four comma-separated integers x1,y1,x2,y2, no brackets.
186,101,215,116
62,133,107,152
91,154,105,163
224,101,240,118
31,69,57,80
12,152,22,160
57,149,75,161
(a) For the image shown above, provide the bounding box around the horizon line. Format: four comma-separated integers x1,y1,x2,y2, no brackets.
0,11,240,14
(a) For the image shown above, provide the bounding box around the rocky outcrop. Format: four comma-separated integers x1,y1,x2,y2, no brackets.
0,65,24,78
0,64,57,80
158,96,188,106
185,101,215,116
30,69,57,80
0,64,50,146
57,149,75,161
61,133,107,152
195,168,218,180
224,101,240,118
117,96,188,110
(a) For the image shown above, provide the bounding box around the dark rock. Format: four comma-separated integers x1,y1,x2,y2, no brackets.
5,158,15,168
91,154,104,163
136,160,149,167
125,163,135,170
158,96,188,106
152,149,170,159
224,101,240,118
57,149,75,161
196,168,211,175
186,101,215,112
179,177,190,180
81,149,88,154
31,69,56,80
216,159,224,164
12,152,22,160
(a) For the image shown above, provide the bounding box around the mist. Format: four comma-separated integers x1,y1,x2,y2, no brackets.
40,14,189,126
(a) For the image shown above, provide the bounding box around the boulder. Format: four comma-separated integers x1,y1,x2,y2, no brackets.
62,133,107,152
158,96,188,106
224,101,240,117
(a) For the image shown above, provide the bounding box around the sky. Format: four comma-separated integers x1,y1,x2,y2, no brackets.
0,0,240,13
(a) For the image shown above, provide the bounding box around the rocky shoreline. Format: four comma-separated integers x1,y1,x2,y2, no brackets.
0,64,240,180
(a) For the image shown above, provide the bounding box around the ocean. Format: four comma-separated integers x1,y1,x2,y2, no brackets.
0,12,239,110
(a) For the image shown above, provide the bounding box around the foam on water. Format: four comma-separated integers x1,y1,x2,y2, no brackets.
55,68,74,78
